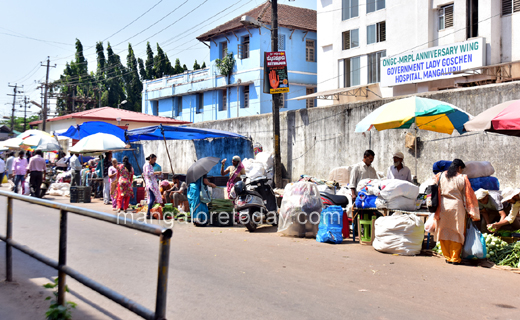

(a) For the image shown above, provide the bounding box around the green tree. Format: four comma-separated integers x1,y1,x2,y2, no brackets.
193,60,200,70
153,43,175,78
174,58,183,74
95,41,108,107
106,42,126,108
137,58,147,81
144,42,155,80
183,64,188,72
201,61,206,68
125,43,143,112
0,115,39,133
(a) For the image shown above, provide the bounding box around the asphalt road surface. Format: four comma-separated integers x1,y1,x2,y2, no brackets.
0,195,519,320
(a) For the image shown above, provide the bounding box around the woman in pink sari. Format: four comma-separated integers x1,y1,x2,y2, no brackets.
221,155,245,200
116,156,134,213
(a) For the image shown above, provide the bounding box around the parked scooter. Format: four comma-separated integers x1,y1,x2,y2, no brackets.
234,176,278,232
320,192,349,209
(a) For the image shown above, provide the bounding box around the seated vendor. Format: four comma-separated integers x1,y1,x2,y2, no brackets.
160,176,189,211
476,189,507,233
386,151,412,183
487,187,520,232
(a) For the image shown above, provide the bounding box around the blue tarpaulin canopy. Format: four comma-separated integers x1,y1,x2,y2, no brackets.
126,125,246,142
58,121,126,142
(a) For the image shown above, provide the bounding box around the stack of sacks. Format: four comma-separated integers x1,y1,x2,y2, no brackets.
328,166,352,187
47,183,71,197
375,179,419,211
432,160,499,191
242,152,275,180
354,179,381,208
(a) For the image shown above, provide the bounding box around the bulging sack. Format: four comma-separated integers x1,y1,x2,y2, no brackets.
316,206,343,244
463,161,495,179
278,182,322,237
380,179,419,201
372,212,425,255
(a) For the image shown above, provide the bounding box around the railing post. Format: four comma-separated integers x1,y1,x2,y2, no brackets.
6,197,13,282
58,209,68,305
154,228,172,320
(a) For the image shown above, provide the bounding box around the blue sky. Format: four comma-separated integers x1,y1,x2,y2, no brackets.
0,0,316,120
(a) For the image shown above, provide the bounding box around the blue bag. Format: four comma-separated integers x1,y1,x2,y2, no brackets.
316,206,343,244
462,220,487,259
433,160,452,174
468,176,500,191
354,192,378,209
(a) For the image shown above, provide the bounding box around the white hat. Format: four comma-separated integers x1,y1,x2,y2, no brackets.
501,187,520,203
475,188,489,200
393,151,404,159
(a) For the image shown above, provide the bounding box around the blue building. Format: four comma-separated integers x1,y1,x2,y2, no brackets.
142,2,317,123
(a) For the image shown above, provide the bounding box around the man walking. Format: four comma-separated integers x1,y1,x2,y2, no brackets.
70,152,82,186
103,151,112,205
5,152,14,182
12,151,28,194
27,150,46,198
0,154,5,187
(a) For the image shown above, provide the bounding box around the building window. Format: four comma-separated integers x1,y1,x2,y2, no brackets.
238,36,249,59
220,89,227,111
367,50,386,84
220,41,228,58
342,29,359,50
367,0,385,13
502,0,520,15
175,97,182,117
439,4,454,30
467,0,478,38
306,40,316,62
278,35,285,51
243,86,249,108
197,93,204,113
344,56,360,88
367,21,386,44
306,88,315,108
342,0,359,20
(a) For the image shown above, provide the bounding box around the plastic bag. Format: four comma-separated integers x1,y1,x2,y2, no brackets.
462,220,487,259
278,181,322,237
372,212,425,255
468,176,499,191
316,206,343,244
380,179,419,201
200,185,211,204
354,192,378,209
424,213,436,233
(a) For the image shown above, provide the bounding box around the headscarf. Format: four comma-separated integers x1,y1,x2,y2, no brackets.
232,155,241,162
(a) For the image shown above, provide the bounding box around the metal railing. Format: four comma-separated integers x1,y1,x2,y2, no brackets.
0,190,171,320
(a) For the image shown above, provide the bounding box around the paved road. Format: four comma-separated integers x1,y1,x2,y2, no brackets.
0,192,519,319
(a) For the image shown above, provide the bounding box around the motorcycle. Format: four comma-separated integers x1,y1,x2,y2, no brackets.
234,176,278,232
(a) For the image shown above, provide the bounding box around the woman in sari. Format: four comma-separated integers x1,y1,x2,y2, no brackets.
188,175,217,227
434,159,480,264
116,156,134,213
108,158,119,211
221,155,245,200
143,154,163,218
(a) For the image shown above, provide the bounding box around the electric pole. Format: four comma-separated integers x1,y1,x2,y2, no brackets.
271,0,282,188
21,96,30,131
41,56,56,132
7,83,23,132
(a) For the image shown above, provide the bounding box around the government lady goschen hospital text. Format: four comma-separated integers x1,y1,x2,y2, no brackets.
380,38,484,87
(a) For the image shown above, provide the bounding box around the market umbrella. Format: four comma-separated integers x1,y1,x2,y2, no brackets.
355,96,472,176
186,157,220,185
29,136,61,152
17,129,52,139
2,137,24,149
463,100,520,136
69,133,127,153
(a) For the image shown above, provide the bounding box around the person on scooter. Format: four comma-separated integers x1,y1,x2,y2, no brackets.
349,149,378,197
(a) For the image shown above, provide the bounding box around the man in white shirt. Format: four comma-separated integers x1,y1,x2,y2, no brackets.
349,149,378,197
5,152,14,179
0,154,5,187
69,152,82,186
386,151,412,183
488,187,520,231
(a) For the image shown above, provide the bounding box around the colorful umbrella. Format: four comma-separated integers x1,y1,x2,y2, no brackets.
2,137,24,149
17,129,52,139
355,96,472,134
463,100,520,136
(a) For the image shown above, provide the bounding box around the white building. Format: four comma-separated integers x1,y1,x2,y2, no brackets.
313,0,520,106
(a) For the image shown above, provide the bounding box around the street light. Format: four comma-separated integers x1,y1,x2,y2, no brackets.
240,15,271,30
117,100,128,109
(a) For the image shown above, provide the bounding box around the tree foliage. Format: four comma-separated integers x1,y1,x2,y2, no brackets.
53,39,201,115
0,115,39,133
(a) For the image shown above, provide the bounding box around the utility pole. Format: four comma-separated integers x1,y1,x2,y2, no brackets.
271,0,282,188
7,83,23,132
41,56,56,132
21,96,30,131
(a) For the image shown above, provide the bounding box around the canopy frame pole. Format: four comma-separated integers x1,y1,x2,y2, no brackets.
159,125,175,178
414,121,418,182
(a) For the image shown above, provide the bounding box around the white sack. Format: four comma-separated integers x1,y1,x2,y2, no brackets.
317,184,334,194
372,212,425,255
328,166,352,187
419,177,435,194
248,162,265,179
463,161,495,179
380,179,419,200
255,152,274,170
356,179,381,194
278,182,322,237
337,187,353,218
385,196,418,211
